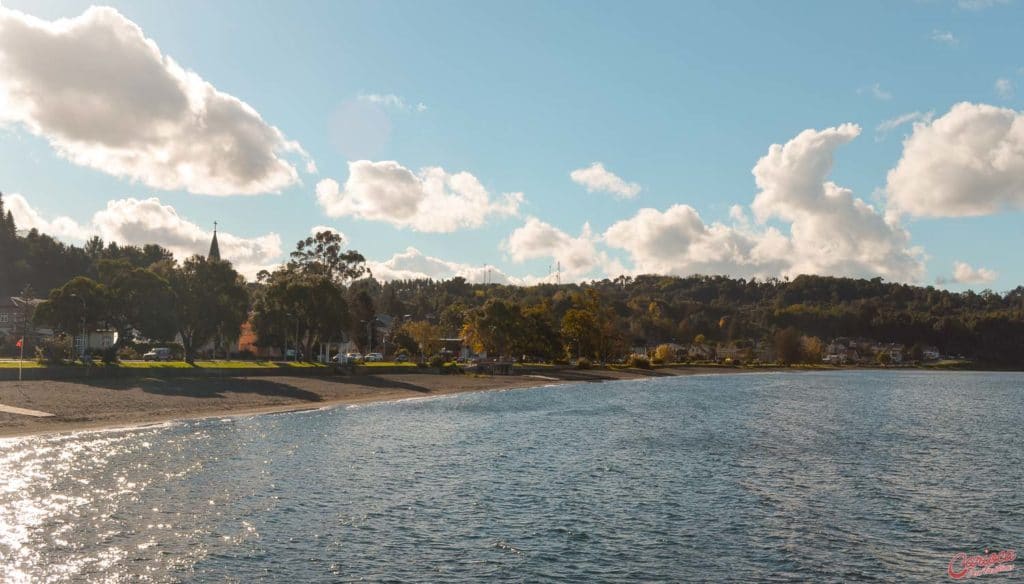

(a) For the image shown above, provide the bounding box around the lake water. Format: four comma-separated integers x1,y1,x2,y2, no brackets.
1,371,1021,582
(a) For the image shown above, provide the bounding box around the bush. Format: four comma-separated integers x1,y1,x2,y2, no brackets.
575,357,591,370
653,344,675,363
118,346,140,361
100,346,119,364
35,335,73,364
416,361,428,368
651,357,665,365
628,354,651,369
442,363,463,375
552,358,569,365
428,355,446,368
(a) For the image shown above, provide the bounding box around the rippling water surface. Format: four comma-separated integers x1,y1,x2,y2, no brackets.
1,371,1022,582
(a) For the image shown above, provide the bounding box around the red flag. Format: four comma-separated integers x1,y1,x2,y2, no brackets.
15,338,23,349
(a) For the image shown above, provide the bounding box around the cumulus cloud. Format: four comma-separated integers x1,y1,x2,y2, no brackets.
886,102,1024,218
503,217,610,278
6,193,91,240
604,124,923,282
0,5,307,195
309,225,346,241
366,247,514,284
316,161,523,232
936,261,999,285
8,194,282,278
569,162,641,198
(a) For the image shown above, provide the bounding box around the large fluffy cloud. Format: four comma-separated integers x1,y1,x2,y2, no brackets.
936,261,999,285
0,6,307,195
8,194,282,278
366,247,515,284
316,161,523,232
570,162,641,198
603,124,924,281
503,217,614,279
5,193,92,240
886,102,1024,218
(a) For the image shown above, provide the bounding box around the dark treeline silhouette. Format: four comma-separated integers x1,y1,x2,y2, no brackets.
2,193,1023,366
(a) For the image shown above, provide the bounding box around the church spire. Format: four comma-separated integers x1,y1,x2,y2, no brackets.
208,221,221,261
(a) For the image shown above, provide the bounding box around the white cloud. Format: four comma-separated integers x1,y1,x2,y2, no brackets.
930,29,959,46
876,111,934,139
604,124,924,282
309,225,346,242
357,93,427,113
860,83,893,100
316,161,523,233
944,261,999,284
8,194,282,278
995,78,1014,99
6,193,91,240
366,247,515,284
0,5,307,195
886,102,1024,218
503,217,608,278
569,162,641,198
604,204,790,279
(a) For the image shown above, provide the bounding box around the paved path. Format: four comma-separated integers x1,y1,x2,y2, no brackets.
0,403,54,417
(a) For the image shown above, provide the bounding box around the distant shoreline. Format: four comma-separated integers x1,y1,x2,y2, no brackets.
0,365,802,438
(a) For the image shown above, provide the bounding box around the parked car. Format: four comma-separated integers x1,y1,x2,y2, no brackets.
345,352,362,362
285,349,303,360
143,347,173,361
365,352,384,362
395,354,409,363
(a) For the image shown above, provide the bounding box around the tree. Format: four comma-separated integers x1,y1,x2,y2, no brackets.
252,269,349,360
33,277,107,356
773,327,802,365
98,261,177,348
162,256,249,363
462,298,522,358
288,230,367,283
402,320,441,360
348,288,376,353
800,335,824,363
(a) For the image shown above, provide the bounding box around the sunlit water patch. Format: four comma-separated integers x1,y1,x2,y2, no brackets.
1,371,1021,582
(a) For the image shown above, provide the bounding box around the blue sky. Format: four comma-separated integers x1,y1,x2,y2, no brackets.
2,0,1023,289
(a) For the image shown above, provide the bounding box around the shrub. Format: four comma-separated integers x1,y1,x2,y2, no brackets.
100,346,119,364
575,357,591,370
118,346,139,361
628,354,651,369
428,355,446,368
35,335,72,364
653,344,675,363
416,361,428,368
651,356,665,365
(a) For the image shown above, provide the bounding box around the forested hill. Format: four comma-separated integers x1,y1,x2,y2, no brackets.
2,193,1023,365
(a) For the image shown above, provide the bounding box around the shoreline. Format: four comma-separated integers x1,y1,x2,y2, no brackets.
0,366,791,439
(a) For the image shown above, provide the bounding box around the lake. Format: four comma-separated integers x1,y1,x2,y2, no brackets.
1,370,1021,582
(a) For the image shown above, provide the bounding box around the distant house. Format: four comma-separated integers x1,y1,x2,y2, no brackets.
0,296,51,354
688,344,716,361
922,346,941,361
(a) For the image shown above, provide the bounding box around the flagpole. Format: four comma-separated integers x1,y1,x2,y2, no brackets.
18,337,24,382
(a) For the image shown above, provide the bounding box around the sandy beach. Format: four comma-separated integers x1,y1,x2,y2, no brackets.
0,366,767,437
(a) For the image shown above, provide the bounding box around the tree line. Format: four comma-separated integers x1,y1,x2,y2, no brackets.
3,193,1024,366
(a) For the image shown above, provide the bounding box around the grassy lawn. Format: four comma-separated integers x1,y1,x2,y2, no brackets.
0,360,45,369
0,359,331,370
362,361,417,367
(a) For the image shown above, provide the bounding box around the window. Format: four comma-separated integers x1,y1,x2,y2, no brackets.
0,312,9,324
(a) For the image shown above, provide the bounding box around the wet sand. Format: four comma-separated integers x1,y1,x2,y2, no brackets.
0,366,787,437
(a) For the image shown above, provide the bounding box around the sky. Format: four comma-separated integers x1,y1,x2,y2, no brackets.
2,0,1023,290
